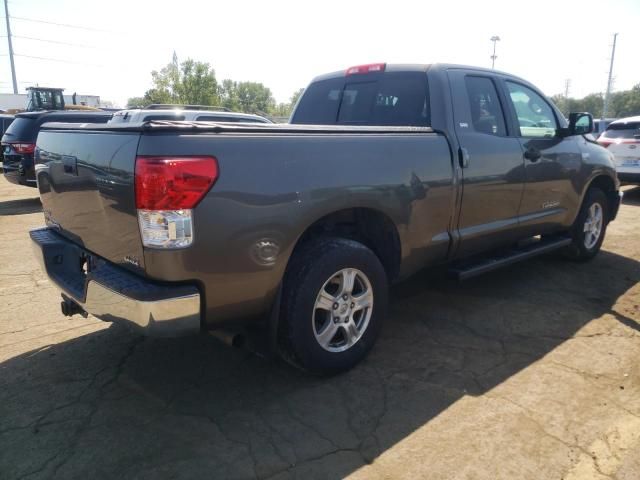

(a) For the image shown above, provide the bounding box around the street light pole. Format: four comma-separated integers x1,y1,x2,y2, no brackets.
490,36,501,69
3,0,18,94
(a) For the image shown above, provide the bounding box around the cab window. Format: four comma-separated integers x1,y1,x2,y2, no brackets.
464,76,506,136
292,72,430,126
506,81,558,138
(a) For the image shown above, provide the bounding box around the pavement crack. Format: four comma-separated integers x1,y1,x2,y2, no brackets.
260,446,364,480
46,336,144,478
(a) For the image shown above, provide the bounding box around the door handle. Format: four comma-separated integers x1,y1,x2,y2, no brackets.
458,147,470,168
524,148,541,162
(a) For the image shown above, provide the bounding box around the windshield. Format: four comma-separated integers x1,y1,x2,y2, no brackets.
291,72,430,126
27,90,65,111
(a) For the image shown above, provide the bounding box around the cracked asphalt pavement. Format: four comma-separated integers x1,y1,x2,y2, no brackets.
1,176,639,480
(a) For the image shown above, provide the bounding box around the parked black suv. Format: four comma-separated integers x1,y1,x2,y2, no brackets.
0,114,14,163
2,111,112,187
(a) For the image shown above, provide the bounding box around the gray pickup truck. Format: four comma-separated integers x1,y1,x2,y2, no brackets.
31,63,621,374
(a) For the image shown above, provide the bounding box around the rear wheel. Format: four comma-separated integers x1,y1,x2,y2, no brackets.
565,187,609,261
278,237,388,375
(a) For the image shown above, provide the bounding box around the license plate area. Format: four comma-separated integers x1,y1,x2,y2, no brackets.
42,240,95,302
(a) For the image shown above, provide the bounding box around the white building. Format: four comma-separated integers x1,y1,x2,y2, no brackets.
0,92,101,111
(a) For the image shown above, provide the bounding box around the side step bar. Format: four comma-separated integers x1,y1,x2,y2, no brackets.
450,236,572,281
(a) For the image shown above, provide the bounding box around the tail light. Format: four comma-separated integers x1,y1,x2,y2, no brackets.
598,138,640,148
135,156,218,248
345,63,386,76
8,143,36,154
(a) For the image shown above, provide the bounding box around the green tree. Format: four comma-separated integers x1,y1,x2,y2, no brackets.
552,83,640,119
236,81,275,114
218,80,275,114
126,96,146,108
142,57,219,106
269,88,306,119
609,84,640,117
289,88,304,109
219,79,240,111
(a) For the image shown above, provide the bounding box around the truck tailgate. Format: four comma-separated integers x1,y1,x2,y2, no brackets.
35,130,145,271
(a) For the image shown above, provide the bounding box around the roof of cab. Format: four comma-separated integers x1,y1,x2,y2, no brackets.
310,62,533,86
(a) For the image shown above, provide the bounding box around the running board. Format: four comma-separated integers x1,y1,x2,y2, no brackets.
450,236,572,281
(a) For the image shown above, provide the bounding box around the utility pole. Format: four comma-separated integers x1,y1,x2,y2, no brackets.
564,79,571,116
3,0,18,94
602,33,618,121
490,36,500,69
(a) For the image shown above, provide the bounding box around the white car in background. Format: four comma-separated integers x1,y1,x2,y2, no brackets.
597,116,640,184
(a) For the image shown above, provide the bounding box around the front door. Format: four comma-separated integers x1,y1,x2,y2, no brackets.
448,71,526,257
502,81,582,236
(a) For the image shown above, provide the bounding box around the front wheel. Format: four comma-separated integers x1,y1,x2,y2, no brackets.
278,238,388,375
565,187,609,261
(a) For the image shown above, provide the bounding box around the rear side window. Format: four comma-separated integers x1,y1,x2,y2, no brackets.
601,121,640,139
292,72,430,126
464,76,506,136
1,118,37,142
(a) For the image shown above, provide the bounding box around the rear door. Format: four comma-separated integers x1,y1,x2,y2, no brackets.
502,80,582,235
448,70,526,256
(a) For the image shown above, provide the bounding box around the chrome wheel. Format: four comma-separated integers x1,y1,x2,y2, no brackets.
583,202,603,249
312,268,373,353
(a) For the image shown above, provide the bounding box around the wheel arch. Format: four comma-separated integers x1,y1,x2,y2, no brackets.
286,207,403,283
581,173,619,222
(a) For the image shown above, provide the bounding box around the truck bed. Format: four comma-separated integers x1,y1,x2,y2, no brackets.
35,121,453,328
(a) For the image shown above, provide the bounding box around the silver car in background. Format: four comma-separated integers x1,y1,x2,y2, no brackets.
597,116,640,184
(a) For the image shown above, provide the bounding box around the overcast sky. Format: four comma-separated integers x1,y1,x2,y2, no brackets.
1,0,639,107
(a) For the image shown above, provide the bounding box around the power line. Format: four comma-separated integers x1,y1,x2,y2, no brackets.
14,53,103,67
13,34,99,48
9,15,113,32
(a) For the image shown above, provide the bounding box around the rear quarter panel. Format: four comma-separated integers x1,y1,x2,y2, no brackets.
137,132,454,327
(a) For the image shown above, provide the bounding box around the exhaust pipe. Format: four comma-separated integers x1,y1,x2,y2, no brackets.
209,329,245,348
60,295,87,317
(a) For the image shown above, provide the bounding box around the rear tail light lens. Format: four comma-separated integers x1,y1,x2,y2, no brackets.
598,138,640,148
9,143,36,154
135,156,218,248
135,156,218,210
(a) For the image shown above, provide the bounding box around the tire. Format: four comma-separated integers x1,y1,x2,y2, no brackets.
278,237,388,375
564,187,609,261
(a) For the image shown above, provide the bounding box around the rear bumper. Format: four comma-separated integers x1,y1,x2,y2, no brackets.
2,155,37,187
30,227,201,337
610,190,623,221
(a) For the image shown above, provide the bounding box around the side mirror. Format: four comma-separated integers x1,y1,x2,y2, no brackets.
566,112,594,136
